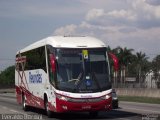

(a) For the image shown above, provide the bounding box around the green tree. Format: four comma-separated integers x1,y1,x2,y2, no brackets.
0,65,15,88
116,47,134,67
115,47,134,85
106,46,151,88
135,52,149,84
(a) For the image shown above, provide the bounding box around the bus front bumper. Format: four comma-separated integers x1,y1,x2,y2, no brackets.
56,97,112,112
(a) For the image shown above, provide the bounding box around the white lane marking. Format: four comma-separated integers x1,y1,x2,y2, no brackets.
10,109,29,115
123,107,160,114
0,104,25,114
2,106,7,109
9,109,20,113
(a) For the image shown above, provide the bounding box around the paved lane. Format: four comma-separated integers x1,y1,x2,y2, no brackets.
0,93,159,120
119,101,160,114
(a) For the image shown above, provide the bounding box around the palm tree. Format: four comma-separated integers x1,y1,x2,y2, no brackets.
115,47,134,85
135,52,148,85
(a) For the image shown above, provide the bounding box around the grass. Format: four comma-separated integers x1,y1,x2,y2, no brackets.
119,95,160,104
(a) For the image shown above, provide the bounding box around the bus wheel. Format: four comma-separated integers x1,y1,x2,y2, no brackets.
22,94,28,111
89,111,98,117
45,98,52,118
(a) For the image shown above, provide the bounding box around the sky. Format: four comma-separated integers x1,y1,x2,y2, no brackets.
0,0,160,71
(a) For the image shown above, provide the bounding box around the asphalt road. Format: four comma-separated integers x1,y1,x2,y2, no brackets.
0,93,159,120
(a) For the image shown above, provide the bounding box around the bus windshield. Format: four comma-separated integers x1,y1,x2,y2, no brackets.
55,48,111,93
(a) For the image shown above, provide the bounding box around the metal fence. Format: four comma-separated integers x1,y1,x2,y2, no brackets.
111,74,159,89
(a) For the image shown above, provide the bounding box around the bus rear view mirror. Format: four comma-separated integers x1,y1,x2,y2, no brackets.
108,52,119,71
49,54,56,73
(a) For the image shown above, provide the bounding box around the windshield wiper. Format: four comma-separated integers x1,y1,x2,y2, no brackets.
72,72,84,92
75,72,83,85
67,72,83,85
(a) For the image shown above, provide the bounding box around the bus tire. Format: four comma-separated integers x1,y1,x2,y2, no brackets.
22,94,28,111
44,98,52,118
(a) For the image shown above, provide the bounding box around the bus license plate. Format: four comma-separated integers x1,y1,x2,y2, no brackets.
82,105,91,109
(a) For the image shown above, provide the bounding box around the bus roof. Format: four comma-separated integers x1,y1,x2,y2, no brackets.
17,36,106,54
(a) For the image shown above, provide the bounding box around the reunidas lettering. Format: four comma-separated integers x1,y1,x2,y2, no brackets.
29,71,42,83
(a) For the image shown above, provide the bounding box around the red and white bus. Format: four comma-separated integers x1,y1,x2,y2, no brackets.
15,36,112,117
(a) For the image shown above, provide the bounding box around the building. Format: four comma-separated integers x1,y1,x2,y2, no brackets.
145,71,157,88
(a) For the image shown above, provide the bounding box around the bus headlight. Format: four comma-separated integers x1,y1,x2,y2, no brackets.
101,93,111,100
105,94,111,99
56,94,70,101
